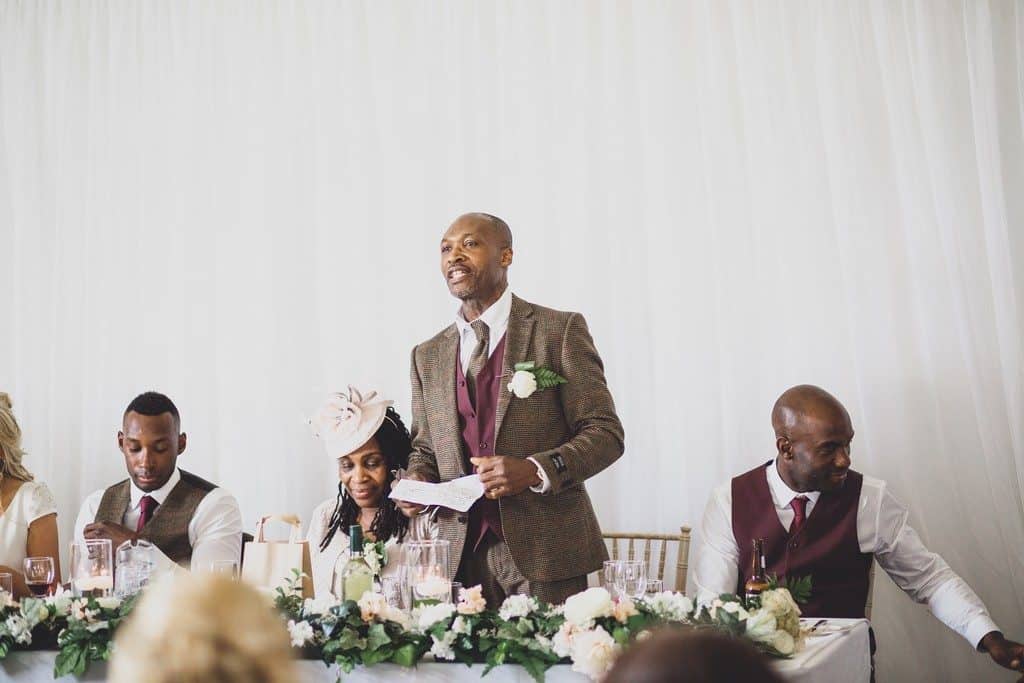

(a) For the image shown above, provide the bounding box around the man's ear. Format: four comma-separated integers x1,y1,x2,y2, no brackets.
501,247,514,268
117,431,125,450
178,433,187,455
776,436,792,459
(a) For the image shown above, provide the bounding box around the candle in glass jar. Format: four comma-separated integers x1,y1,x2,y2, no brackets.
75,575,113,592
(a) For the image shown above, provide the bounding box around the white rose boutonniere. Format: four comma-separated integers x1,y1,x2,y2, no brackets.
507,361,568,399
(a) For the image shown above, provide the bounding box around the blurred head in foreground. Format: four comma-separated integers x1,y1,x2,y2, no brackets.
109,574,296,683
605,628,786,683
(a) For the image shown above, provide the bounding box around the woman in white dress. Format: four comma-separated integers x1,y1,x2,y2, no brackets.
307,387,432,598
0,393,61,596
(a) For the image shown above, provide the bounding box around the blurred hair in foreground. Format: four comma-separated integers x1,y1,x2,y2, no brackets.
109,574,296,683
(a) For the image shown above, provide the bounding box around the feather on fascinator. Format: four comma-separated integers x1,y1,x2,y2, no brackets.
309,387,394,459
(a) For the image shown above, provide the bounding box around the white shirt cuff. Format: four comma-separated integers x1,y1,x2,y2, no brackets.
527,457,552,494
965,615,1001,650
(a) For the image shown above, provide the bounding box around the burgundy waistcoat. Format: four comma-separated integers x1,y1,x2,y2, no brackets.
456,334,507,551
731,462,872,618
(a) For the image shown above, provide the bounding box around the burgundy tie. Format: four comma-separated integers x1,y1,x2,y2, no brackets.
136,495,158,533
790,496,809,535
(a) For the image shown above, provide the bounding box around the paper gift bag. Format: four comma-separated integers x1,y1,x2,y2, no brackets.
240,514,313,598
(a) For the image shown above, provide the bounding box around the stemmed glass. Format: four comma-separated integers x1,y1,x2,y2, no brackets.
602,560,622,598
614,560,648,600
23,557,55,596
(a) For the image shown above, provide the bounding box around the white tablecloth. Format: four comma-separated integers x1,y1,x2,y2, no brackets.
0,619,870,683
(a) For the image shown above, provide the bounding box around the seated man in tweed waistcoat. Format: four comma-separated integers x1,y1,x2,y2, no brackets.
394,213,625,607
73,392,242,572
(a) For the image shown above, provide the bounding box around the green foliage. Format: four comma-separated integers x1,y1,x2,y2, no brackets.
768,574,813,605
53,595,138,678
513,362,568,391
274,568,306,620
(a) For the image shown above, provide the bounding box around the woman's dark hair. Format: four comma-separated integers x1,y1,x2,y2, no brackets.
319,407,411,552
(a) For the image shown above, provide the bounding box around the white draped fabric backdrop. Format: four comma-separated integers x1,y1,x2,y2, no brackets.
1,1,1022,680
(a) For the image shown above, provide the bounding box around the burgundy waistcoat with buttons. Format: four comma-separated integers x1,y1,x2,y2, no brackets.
456,334,507,551
731,461,872,618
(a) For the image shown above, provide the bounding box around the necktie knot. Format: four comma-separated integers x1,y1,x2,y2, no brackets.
470,319,490,346
136,495,158,533
790,495,809,535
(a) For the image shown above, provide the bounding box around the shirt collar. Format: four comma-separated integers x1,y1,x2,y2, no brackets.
129,467,181,509
454,286,513,335
766,459,821,509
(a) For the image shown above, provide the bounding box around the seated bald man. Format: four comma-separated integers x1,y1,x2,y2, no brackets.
693,384,1023,679
73,392,242,573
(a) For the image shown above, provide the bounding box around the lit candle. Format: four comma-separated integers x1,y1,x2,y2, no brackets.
75,575,113,592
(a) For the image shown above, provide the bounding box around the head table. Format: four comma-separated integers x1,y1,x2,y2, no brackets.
0,619,869,683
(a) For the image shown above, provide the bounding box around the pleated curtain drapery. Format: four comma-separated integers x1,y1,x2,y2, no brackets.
1,2,1022,680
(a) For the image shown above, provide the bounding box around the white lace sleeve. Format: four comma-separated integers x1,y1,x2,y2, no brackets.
25,481,57,524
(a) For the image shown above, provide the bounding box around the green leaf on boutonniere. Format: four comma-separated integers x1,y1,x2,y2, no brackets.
533,367,568,390
514,361,537,371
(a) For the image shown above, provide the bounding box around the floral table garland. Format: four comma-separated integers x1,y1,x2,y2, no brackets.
0,573,805,682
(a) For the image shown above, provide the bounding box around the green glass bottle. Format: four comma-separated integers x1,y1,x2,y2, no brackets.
339,525,373,603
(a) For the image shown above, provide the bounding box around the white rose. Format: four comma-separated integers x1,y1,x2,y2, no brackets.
358,592,388,622
20,598,50,626
429,631,458,661
563,587,614,628
383,605,411,629
498,594,538,621
744,609,778,642
5,615,31,645
287,619,314,648
642,591,693,622
569,626,620,680
715,599,749,621
416,602,456,631
364,551,382,576
85,620,110,633
303,594,339,618
552,622,577,658
770,629,796,656
507,371,538,399
457,585,487,615
96,596,122,611
452,615,472,635
759,589,801,636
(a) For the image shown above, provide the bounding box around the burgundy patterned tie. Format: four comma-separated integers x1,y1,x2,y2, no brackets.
136,495,158,533
789,496,809,535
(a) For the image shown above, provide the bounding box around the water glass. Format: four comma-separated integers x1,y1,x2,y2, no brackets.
71,539,113,598
0,572,12,595
646,578,664,595
115,540,154,597
381,574,407,610
403,540,451,606
450,581,463,605
615,560,648,600
24,556,56,596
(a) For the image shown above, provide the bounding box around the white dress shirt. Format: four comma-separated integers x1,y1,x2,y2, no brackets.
454,287,551,493
693,460,1000,648
73,468,243,574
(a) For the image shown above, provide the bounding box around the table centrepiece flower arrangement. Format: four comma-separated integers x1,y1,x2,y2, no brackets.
0,570,808,682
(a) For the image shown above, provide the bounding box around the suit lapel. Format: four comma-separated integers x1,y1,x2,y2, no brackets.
438,325,467,476
495,295,535,441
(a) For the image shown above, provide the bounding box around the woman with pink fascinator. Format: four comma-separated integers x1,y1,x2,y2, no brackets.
307,387,432,598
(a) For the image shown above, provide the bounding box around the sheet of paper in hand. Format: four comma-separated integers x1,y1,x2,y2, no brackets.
389,474,485,512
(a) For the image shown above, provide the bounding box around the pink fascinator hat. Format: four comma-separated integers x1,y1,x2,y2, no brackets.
309,387,393,458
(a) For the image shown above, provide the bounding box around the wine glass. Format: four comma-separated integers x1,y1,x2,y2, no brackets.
615,560,648,600
23,557,55,596
0,572,12,595
210,560,239,579
602,560,622,598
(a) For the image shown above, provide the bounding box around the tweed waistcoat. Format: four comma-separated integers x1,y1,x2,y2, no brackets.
456,334,507,550
732,462,871,618
94,469,216,568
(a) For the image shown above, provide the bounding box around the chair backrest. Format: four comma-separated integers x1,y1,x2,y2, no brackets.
599,526,692,593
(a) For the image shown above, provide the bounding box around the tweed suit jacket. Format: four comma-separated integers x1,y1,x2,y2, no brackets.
407,294,625,583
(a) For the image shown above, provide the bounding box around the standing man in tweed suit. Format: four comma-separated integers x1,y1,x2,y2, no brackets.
394,212,624,607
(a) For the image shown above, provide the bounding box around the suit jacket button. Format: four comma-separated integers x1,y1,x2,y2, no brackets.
789,540,798,549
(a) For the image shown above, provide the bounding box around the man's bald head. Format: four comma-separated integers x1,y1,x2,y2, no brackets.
772,385,850,439
772,385,854,493
452,212,513,248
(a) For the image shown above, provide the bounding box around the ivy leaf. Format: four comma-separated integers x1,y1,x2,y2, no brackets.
367,623,391,651
534,368,568,390
391,643,419,667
